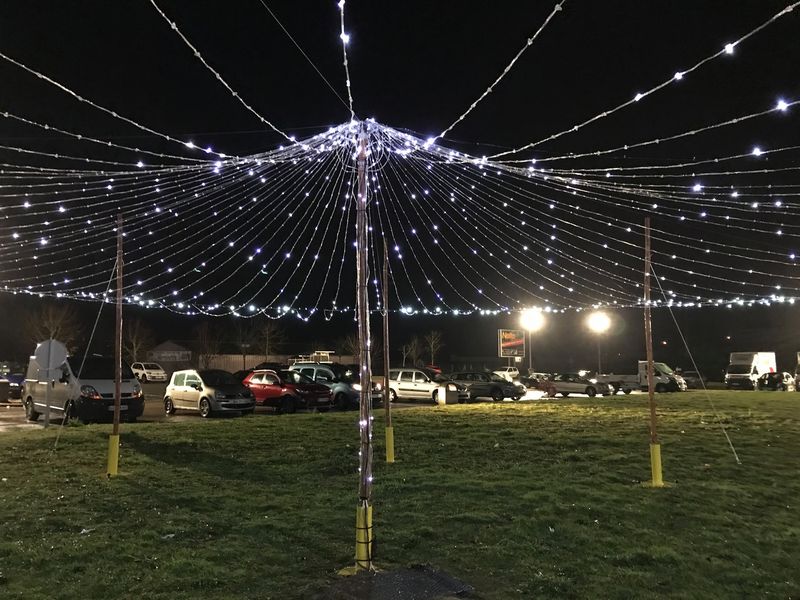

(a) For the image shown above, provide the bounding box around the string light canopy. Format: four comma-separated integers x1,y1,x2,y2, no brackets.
2,4,800,320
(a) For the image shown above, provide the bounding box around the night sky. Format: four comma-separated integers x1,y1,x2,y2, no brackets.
1,1,800,373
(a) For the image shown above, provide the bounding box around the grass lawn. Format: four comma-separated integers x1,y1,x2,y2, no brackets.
0,391,798,599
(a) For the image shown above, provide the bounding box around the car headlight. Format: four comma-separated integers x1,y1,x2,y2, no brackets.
352,383,362,391
9,382,19,387
374,382,382,391
80,385,102,400
215,390,226,399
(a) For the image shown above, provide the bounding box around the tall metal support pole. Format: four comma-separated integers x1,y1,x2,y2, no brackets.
107,213,123,477
528,331,532,373
597,340,602,375
644,217,664,487
382,242,395,463
354,122,374,569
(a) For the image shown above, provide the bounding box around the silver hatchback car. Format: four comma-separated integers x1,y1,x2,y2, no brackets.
164,369,255,417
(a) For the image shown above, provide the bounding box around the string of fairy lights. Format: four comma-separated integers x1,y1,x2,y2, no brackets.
2,3,800,319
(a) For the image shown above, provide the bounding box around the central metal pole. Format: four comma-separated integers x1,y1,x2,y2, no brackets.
354,122,374,569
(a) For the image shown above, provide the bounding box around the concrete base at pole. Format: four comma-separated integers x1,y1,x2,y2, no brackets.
106,434,120,477
645,442,665,488
385,426,395,463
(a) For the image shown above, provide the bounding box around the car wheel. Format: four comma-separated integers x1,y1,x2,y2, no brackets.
655,383,667,393
623,388,632,394
611,383,620,394
62,399,75,422
199,397,213,418
24,398,40,422
279,396,296,414
511,395,521,401
335,393,350,411
141,374,148,384
389,389,398,403
560,392,569,397
585,386,597,398
164,397,176,415
491,388,504,402
432,389,439,403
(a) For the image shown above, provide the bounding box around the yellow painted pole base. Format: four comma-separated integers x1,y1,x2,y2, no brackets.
339,501,374,575
385,426,395,463
106,434,120,477
646,442,664,488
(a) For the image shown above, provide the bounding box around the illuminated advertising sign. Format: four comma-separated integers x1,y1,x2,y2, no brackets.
498,329,525,358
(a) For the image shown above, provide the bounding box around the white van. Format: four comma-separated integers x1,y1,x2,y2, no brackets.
23,352,144,423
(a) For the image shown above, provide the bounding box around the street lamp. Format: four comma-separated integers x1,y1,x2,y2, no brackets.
586,311,611,374
520,308,546,373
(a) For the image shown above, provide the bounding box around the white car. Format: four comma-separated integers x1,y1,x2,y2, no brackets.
493,366,520,382
386,368,469,403
542,373,614,398
131,362,168,383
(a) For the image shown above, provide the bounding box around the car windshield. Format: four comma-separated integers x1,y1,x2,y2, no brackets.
143,363,161,369
489,374,506,383
199,370,239,386
727,364,751,375
654,362,673,375
280,370,314,384
67,356,134,380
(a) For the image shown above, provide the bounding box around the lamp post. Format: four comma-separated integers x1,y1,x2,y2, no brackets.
520,308,545,374
586,311,611,374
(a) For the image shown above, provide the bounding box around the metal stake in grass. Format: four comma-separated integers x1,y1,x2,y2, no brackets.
643,217,664,488
107,213,123,477
383,242,395,463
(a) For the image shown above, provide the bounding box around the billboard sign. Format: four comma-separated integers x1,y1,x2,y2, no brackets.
498,329,525,358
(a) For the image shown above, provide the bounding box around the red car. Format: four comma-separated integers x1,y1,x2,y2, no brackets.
242,369,333,414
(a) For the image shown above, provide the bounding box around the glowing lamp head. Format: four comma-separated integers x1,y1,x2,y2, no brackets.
520,308,545,333
776,99,789,111
752,146,763,156
724,42,735,54
586,311,611,334
340,32,350,44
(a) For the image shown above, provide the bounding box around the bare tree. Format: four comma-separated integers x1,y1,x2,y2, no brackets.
231,320,261,369
257,318,287,358
193,321,221,369
123,318,156,363
24,302,84,353
340,334,360,358
406,336,422,367
399,343,410,367
424,330,445,365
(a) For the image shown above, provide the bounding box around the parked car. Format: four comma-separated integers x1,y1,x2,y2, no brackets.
493,366,520,382
680,370,707,389
387,368,470,403
0,371,24,400
542,373,614,398
447,371,526,402
0,361,24,400
289,362,382,410
243,369,333,413
164,369,254,418
130,362,168,383
756,372,795,391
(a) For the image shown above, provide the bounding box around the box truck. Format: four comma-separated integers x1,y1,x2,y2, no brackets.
724,352,776,389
